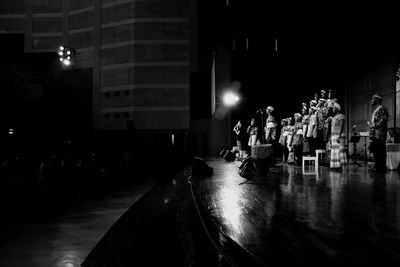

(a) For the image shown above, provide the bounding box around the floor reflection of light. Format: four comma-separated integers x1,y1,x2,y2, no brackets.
220,188,242,235
56,251,81,267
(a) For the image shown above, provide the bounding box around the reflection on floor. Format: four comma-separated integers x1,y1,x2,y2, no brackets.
193,158,400,266
0,180,155,267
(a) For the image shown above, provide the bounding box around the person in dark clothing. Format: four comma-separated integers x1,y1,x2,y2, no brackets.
233,120,246,159
369,93,389,173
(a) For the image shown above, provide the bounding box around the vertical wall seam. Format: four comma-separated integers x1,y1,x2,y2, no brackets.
24,0,33,52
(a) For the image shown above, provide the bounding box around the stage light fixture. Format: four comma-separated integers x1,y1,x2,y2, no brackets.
58,45,75,67
62,59,71,66
223,92,240,106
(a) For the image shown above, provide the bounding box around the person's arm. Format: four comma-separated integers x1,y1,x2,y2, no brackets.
310,115,317,136
233,125,239,135
337,117,344,143
247,126,251,134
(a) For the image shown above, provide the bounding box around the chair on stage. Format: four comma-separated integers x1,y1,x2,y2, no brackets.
315,149,326,165
302,155,318,168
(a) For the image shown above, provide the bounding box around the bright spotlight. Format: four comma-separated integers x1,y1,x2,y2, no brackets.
58,45,75,67
62,59,71,66
223,92,239,106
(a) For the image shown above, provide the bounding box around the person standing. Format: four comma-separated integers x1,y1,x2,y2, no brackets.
330,102,347,171
233,120,245,159
369,93,389,172
264,106,277,144
247,118,258,148
292,113,304,166
279,118,289,162
286,117,296,164
301,104,311,156
307,105,318,155
324,101,334,166
316,98,327,149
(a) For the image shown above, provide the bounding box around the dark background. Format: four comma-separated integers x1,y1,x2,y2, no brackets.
196,1,399,124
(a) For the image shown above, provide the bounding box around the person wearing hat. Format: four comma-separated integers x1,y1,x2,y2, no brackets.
323,101,334,166
301,104,310,155
286,117,296,164
320,90,326,100
264,106,277,144
310,99,317,107
330,102,347,171
292,113,304,165
316,98,328,151
368,93,389,172
306,106,318,155
313,93,319,102
325,89,333,109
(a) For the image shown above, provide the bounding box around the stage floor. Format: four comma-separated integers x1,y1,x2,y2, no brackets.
193,158,400,266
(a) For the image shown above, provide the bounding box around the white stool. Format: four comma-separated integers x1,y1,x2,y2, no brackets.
303,156,318,167
315,149,326,165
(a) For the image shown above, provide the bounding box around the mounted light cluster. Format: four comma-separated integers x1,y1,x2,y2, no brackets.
58,46,75,67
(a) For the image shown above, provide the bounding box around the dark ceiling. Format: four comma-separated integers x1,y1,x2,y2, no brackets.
197,1,400,119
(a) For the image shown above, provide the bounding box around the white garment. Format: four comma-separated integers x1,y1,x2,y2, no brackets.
248,135,257,146
371,105,382,127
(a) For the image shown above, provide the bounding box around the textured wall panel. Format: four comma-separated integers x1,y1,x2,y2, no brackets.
32,36,62,49
133,88,189,106
100,91,132,108
69,30,93,48
74,49,93,68
69,0,94,11
33,17,62,32
101,43,188,66
101,2,134,24
135,22,189,39
69,11,94,30
100,116,127,130
33,0,62,13
101,22,188,45
101,66,189,86
0,0,24,14
135,1,189,18
133,110,189,129
0,18,25,32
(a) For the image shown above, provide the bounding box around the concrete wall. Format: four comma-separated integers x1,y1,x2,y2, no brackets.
0,0,191,131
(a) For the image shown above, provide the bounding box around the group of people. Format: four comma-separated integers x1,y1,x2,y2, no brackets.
277,90,346,170
233,90,389,172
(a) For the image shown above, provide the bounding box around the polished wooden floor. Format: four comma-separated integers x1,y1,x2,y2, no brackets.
193,158,400,266
0,180,155,267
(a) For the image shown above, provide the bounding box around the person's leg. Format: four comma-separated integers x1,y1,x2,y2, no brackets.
376,141,386,172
